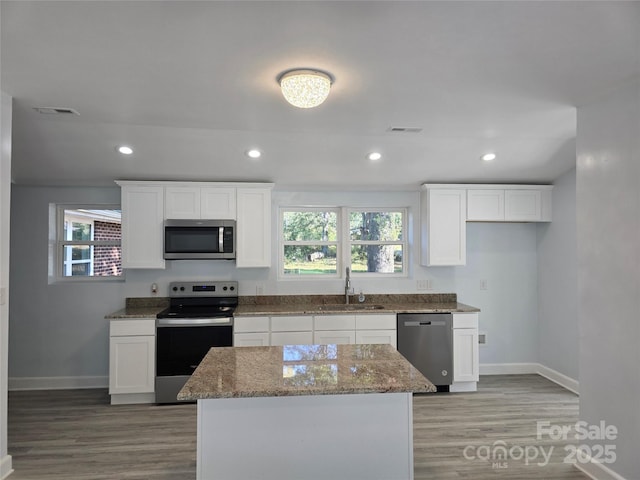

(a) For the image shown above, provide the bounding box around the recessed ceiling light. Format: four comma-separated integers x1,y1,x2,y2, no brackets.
481,153,496,161
367,152,382,161
246,149,262,159
117,146,133,155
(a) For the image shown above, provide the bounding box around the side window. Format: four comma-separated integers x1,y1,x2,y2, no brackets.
57,207,122,278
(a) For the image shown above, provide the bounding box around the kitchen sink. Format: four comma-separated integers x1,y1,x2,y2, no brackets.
316,304,386,311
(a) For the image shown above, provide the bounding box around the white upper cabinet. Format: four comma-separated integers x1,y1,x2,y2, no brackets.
466,189,505,221
236,186,272,268
117,182,165,269
466,185,552,222
201,187,236,219
504,189,542,221
165,185,236,219
421,187,467,266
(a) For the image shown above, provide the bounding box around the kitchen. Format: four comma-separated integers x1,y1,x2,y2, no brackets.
1,2,639,480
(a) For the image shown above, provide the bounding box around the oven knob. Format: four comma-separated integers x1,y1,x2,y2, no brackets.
230,286,235,291
172,286,178,292
180,286,185,291
223,286,228,291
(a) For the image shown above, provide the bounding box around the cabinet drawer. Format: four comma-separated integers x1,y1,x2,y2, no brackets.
355,330,397,348
234,332,270,347
234,316,270,333
452,312,478,329
314,315,356,331
271,331,313,346
271,315,313,332
110,319,155,337
355,314,396,330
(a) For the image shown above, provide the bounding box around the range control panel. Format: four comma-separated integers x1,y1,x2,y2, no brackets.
168,281,238,297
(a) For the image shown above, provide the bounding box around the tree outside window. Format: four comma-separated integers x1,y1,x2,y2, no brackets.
349,211,404,274
282,209,338,276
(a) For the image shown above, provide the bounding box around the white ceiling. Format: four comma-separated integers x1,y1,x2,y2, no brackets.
2,1,638,190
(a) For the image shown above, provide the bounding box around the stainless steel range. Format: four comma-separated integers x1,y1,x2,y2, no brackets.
155,281,237,404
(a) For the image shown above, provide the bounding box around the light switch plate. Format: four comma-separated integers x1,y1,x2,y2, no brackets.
416,279,432,291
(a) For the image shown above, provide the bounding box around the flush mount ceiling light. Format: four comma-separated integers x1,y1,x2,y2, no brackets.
481,153,496,161
246,149,262,159
117,146,133,155
278,69,333,109
367,152,382,161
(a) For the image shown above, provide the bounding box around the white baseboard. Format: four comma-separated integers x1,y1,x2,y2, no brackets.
574,453,628,480
8,375,108,391
0,455,13,480
480,362,538,375
536,364,579,395
480,362,579,394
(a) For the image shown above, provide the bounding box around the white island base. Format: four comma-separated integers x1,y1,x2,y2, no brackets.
197,392,415,480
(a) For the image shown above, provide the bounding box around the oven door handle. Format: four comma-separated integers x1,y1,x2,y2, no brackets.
156,318,234,327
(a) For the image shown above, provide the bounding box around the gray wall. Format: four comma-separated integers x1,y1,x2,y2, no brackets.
577,80,640,478
9,186,542,382
537,168,578,381
1,91,14,476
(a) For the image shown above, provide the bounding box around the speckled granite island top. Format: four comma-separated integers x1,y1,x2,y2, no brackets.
177,343,436,401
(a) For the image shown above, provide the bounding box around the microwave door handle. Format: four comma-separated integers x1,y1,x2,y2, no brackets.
219,227,224,253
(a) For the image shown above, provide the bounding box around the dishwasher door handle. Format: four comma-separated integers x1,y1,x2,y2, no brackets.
403,320,446,327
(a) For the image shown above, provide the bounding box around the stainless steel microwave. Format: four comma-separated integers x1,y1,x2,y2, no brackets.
163,219,236,260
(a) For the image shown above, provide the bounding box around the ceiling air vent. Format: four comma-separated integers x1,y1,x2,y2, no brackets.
33,107,80,115
387,126,423,133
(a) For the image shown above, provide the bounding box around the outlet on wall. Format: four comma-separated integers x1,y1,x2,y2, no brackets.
256,284,265,295
480,279,488,290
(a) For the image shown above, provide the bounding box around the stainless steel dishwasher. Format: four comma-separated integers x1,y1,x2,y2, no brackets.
397,313,453,390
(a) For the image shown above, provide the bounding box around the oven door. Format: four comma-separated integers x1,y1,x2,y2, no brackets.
155,317,233,403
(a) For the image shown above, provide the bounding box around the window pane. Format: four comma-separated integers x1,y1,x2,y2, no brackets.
351,245,403,273
72,245,91,261
283,245,337,275
72,222,92,241
349,211,403,241
283,211,337,241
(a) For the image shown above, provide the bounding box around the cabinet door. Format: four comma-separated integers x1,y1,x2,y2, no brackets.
165,187,200,219
201,187,236,219
453,328,479,382
120,185,165,269
271,316,313,332
505,190,541,221
355,330,397,348
109,335,155,394
314,330,356,345
467,189,505,221
271,331,313,346
421,189,466,266
236,187,272,268
234,332,270,347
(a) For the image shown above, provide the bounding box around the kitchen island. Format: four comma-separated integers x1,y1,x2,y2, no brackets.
178,343,435,480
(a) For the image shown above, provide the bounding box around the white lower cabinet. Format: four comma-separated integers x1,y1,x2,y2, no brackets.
109,319,156,405
270,316,313,346
355,330,397,348
451,312,479,392
234,316,270,347
314,315,356,345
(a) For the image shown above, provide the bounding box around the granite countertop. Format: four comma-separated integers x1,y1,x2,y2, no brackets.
105,293,480,319
177,343,436,401
104,298,168,319
234,293,479,316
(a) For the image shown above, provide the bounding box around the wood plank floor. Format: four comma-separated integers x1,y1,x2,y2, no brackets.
8,375,588,479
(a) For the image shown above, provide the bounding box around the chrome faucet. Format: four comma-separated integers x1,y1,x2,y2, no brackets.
345,267,351,304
